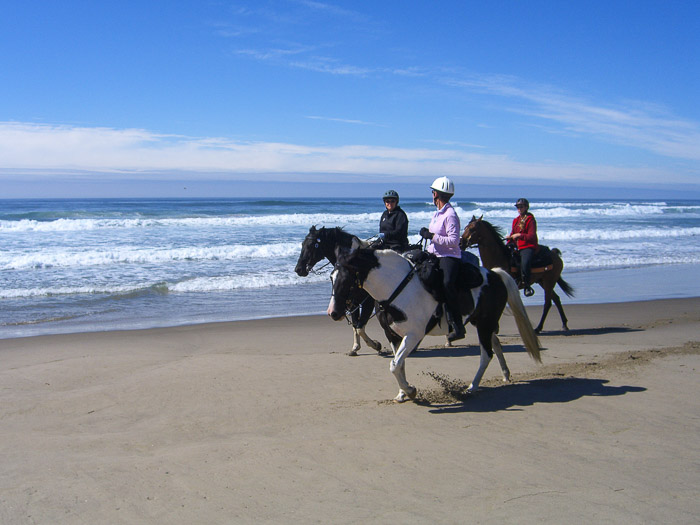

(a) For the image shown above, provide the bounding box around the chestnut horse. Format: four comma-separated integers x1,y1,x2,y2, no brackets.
460,216,574,333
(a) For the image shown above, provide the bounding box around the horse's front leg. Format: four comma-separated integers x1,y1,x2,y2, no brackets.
357,327,382,353
348,328,362,356
389,334,421,402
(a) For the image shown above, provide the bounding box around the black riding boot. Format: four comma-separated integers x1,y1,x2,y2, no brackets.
446,310,466,342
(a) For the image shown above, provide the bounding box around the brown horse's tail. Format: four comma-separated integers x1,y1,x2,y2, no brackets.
551,248,575,298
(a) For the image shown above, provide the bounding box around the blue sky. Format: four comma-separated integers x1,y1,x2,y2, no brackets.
1,0,699,198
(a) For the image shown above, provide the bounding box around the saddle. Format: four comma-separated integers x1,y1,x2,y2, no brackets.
508,244,555,276
402,249,484,304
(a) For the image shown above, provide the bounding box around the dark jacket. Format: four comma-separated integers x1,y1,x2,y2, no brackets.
379,206,409,251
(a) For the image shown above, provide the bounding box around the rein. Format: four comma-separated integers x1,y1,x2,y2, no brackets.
376,264,418,312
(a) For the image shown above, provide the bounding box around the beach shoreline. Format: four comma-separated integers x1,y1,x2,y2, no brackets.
1,297,699,523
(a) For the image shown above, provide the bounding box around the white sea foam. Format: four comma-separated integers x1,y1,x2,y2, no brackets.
542,227,700,241
0,242,303,269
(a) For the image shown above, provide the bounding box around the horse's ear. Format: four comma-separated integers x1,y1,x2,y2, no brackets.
336,246,356,269
471,215,476,221
478,215,483,221
350,237,363,252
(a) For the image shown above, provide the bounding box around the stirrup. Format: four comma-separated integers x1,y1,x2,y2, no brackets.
524,286,535,297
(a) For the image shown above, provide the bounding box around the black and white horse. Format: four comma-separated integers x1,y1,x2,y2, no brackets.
295,226,383,356
328,248,542,403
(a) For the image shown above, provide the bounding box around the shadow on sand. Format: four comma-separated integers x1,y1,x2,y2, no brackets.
536,326,642,337
424,377,646,414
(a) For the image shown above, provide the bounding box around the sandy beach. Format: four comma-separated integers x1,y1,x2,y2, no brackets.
1,298,699,524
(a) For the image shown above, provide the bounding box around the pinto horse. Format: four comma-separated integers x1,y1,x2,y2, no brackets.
460,216,575,333
295,226,383,356
328,248,541,403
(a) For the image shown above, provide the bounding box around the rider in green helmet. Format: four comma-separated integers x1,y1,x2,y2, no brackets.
379,190,409,252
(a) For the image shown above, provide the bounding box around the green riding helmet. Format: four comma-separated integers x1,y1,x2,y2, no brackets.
383,190,399,203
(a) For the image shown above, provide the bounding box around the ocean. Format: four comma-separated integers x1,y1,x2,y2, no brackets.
1,197,699,339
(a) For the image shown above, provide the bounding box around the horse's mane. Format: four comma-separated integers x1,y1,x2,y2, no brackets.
476,219,511,260
319,226,369,249
479,220,506,243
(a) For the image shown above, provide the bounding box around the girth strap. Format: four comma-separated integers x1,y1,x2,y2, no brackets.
377,266,417,312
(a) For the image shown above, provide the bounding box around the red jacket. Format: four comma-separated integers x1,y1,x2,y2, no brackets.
510,213,538,251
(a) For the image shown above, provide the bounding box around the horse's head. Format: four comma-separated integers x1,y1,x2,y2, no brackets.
460,215,484,250
295,226,325,276
326,247,376,321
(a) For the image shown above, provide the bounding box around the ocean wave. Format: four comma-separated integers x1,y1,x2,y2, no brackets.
0,213,382,232
0,271,327,299
564,254,700,270
542,226,700,242
0,242,303,269
2,201,697,233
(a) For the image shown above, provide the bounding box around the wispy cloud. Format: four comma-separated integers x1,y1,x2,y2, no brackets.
1,121,692,186
305,115,387,127
446,74,700,161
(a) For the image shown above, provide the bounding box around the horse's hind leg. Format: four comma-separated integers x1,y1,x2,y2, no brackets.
535,289,554,333
468,326,495,393
491,333,510,383
552,291,569,331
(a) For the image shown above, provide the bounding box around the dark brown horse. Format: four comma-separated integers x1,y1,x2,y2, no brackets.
460,215,574,333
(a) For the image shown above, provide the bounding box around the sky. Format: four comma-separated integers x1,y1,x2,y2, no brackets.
1,0,699,199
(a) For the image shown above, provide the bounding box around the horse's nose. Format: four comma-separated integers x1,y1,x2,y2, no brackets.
327,303,342,321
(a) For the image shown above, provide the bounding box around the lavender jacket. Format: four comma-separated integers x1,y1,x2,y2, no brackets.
427,202,461,259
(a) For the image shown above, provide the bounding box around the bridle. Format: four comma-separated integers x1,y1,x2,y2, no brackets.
329,267,374,324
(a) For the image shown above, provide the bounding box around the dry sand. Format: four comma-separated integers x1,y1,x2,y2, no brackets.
1,298,699,524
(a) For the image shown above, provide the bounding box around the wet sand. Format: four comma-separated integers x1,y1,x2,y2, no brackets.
1,298,699,523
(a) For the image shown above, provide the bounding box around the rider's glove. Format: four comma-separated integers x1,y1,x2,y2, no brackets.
420,227,434,240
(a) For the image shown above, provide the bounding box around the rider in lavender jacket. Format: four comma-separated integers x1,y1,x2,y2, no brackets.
419,176,465,342
426,201,461,258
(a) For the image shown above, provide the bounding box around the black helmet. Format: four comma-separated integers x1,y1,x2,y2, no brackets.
515,198,529,208
383,189,399,203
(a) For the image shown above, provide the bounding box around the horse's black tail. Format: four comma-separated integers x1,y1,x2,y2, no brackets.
557,278,575,297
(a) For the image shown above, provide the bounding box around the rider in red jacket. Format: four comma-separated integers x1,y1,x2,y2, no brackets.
506,198,538,297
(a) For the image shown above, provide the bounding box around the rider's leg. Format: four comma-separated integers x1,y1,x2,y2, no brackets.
439,257,465,342
520,248,535,296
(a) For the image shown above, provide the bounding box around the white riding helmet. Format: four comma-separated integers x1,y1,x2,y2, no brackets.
430,176,455,195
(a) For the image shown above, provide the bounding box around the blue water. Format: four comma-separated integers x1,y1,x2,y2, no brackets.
1,197,699,339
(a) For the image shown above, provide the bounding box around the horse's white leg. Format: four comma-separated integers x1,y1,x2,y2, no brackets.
390,334,420,402
467,345,493,393
358,327,382,352
348,328,361,356
491,333,511,382
444,336,452,348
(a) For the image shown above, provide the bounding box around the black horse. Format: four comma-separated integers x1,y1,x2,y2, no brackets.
295,226,384,356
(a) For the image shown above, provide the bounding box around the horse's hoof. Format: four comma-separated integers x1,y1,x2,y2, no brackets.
503,372,511,382
370,340,382,351
393,387,417,403
347,350,358,357
534,327,542,334
444,339,453,348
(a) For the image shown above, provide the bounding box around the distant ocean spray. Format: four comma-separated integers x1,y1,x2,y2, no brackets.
1,197,699,339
